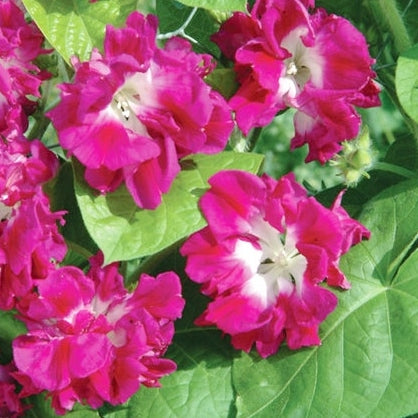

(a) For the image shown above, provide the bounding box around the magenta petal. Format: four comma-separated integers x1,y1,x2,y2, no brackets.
211,12,261,60
292,89,361,163
68,334,112,378
200,170,267,237
284,284,337,349
229,78,280,135
311,9,376,91
134,272,185,320
331,191,371,252
198,295,267,334
85,166,124,194
50,386,79,415
13,337,70,391
70,120,160,170
123,136,179,209
196,91,234,155
105,12,157,64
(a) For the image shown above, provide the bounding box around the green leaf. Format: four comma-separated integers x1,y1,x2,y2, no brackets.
176,0,246,13
0,311,26,362
24,395,100,418
23,396,58,418
22,0,137,63
205,68,239,99
128,330,236,417
156,0,220,57
48,162,98,262
396,44,418,123
74,152,264,264
232,179,418,417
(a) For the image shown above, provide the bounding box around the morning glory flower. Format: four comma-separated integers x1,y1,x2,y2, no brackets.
212,0,380,163
181,170,369,357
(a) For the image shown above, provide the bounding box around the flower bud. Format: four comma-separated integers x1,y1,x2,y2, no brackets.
331,125,374,186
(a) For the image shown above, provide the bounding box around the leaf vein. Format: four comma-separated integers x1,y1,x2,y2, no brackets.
246,286,386,417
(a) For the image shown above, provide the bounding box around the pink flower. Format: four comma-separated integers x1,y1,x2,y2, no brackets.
0,361,26,417
212,0,380,163
48,11,233,209
0,191,67,310
180,170,369,357
13,253,185,414
0,140,65,310
0,0,50,143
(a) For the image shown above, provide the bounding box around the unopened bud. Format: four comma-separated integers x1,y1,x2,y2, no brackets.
330,125,374,187
229,126,249,152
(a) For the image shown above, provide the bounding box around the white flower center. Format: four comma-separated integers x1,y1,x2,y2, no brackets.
113,93,132,121
0,202,13,221
110,69,157,136
278,26,324,99
237,218,307,308
285,59,311,87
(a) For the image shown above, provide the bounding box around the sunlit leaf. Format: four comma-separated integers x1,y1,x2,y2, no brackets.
128,330,236,417
176,0,246,13
0,311,26,361
396,44,418,123
22,0,137,63
74,152,264,264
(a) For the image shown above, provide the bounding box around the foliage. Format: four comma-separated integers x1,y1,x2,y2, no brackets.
2,0,418,416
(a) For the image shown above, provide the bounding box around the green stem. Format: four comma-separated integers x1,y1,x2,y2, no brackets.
246,127,263,152
66,240,95,260
175,326,219,334
369,0,412,55
124,240,184,286
58,54,72,83
27,78,54,140
373,162,416,179
27,113,51,141
377,66,418,140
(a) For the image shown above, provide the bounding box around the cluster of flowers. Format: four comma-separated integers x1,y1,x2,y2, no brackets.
0,0,379,415
0,2,65,415
0,0,49,146
0,2,185,415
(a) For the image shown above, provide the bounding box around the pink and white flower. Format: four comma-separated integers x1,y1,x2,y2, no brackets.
0,0,50,144
212,0,380,163
13,253,185,414
180,170,369,357
48,11,233,209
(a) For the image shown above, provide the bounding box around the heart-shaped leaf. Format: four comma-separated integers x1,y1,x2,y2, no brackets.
74,152,264,264
22,0,137,63
176,0,246,13
396,44,418,124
